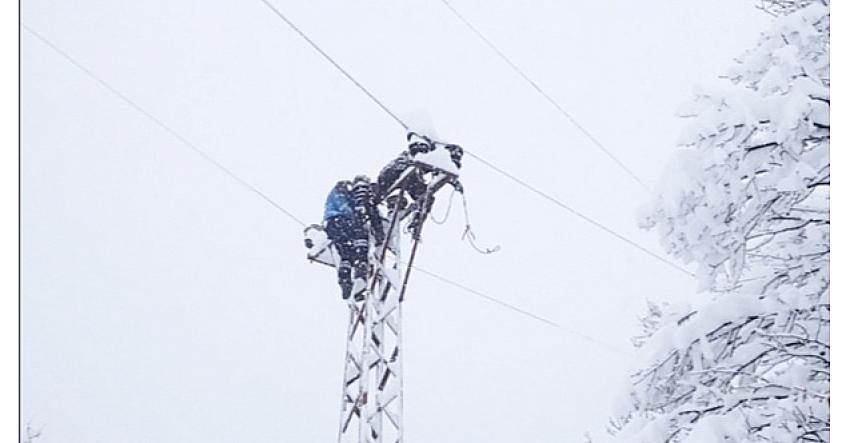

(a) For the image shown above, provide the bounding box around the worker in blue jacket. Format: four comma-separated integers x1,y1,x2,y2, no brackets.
324,180,368,300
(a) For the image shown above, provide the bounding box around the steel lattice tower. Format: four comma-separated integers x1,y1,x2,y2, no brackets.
307,163,457,443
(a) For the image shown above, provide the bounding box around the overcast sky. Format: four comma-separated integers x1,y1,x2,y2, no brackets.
22,1,769,441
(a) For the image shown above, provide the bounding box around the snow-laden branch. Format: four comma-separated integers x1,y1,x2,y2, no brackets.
609,2,829,442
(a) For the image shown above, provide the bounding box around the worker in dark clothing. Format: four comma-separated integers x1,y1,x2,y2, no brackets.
376,132,465,198
324,176,385,301
375,132,433,201
375,132,464,238
324,180,360,300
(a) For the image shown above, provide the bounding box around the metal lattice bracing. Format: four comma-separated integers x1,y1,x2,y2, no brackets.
337,224,404,443
325,164,457,443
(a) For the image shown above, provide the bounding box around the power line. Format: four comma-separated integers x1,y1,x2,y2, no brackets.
412,265,559,327
258,0,410,132
411,265,629,355
22,23,578,336
255,1,693,277
22,24,308,228
436,0,652,192
463,150,694,277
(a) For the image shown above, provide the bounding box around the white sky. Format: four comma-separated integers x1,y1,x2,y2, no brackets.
22,1,769,441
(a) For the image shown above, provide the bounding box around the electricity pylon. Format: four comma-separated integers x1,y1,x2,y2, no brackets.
306,162,458,443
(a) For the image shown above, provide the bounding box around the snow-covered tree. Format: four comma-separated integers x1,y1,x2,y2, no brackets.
611,1,829,441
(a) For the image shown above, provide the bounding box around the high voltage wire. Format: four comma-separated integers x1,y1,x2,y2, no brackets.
411,266,629,355
258,0,410,131
21,24,308,229
256,0,694,278
436,0,652,192
463,151,692,276
410,265,560,328
23,24,609,344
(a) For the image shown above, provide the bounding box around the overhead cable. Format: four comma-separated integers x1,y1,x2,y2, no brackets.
436,0,651,192
22,24,308,228
258,0,410,132
23,23,581,336
255,2,693,277
412,265,629,355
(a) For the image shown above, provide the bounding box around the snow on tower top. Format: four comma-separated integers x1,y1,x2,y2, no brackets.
414,146,460,175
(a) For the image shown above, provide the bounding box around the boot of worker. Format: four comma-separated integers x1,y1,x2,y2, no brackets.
338,261,353,300
340,280,353,300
